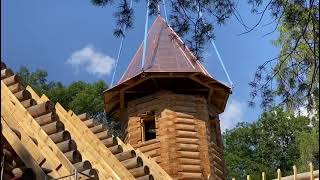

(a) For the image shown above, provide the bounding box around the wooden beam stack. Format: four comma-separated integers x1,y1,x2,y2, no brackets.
1,61,98,179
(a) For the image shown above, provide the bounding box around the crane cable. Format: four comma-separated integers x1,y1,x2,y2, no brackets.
198,5,233,89
210,39,234,89
141,0,150,71
110,0,134,87
162,0,169,24
161,1,233,89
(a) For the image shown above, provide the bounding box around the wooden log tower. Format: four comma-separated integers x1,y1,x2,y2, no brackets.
104,16,231,180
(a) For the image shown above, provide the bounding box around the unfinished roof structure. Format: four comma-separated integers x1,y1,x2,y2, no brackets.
104,16,232,180
1,61,170,180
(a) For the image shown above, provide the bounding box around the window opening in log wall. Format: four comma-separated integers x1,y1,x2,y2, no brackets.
142,111,156,141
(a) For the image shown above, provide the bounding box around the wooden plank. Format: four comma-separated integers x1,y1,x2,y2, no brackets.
54,103,121,179
1,119,48,180
38,94,134,180
64,111,135,179
2,118,60,178
1,81,73,177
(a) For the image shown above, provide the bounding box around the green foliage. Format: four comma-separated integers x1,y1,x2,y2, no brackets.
17,66,122,135
295,121,319,171
223,107,318,179
17,66,107,115
249,1,319,112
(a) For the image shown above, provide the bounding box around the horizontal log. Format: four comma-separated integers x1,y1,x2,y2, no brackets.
129,166,150,178
121,156,143,170
213,162,224,175
211,150,223,161
13,90,31,101
80,168,98,180
176,131,198,138
176,138,199,145
56,140,77,153
8,83,25,93
177,151,200,159
177,143,199,152
78,113,89,121
214,168,225,179
175,124,196,131
2,75,21,86
95,130,111,140
108,145,123,154
13,168,35,179
179,165,201,173
171,106,196,113
1,62,6,70
101,136,117,147
83,118,95,128
41,121,65,135
175,112,194,119
34,112,58,126
115,150,136,162
178,172,202,179
64,150,82,164
1,69,13,79
73,160,92,172
210,142,223,154
175,118,196,125
211,151,223,163
138,142,160,153
144,149,160,158
212,154,224,165
90,124,106,134
277,170,319,180
136,174,154,180
178,158,201,165
20,99,37,108
49,131,71,143
137,138,159,148
27,101,55,118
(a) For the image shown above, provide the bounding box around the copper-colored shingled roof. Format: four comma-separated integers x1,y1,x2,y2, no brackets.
118,15,212,85
104,16,231,115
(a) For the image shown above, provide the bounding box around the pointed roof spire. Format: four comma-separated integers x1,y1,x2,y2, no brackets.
117,16,211,84
104,16,231,116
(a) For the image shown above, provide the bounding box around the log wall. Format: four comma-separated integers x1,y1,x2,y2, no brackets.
122,90,226,180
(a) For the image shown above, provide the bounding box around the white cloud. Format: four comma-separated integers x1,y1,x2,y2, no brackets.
220,99,246,132
67,45,115,76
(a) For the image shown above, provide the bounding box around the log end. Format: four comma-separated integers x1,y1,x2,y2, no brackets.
72,150,82,164
56,121,65,133
78,113,89,121
1,61,7,70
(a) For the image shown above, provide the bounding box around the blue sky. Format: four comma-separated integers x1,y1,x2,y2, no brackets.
1,0,279,131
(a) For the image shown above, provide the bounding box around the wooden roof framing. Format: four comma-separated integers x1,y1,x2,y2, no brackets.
1,61,171,179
